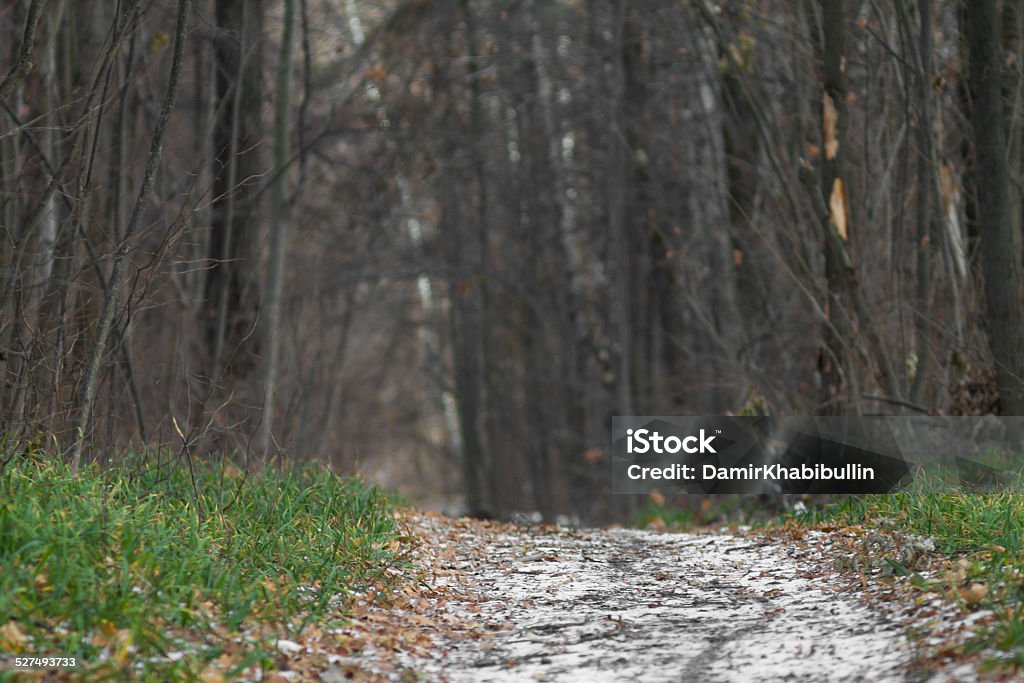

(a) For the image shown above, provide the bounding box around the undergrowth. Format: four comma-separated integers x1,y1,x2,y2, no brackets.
0,451,409,680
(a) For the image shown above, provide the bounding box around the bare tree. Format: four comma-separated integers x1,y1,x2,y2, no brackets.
259,0,297,459
204,0,265,380
69,0,190,469
965,0,1024,414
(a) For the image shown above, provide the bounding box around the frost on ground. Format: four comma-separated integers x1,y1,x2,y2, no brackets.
420,524,907,682
314,514,944,682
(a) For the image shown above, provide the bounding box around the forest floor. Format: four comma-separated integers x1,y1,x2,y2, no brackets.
3,458,1011,681
290,512,1002,683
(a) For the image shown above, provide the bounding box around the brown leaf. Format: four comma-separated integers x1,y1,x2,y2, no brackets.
364,65,388,82
823,92,839,160
829,177,849,241
645,517,667,532
960,582,988,606
0,621,28,652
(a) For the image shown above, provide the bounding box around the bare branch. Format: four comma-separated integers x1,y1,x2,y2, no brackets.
0,0,47,104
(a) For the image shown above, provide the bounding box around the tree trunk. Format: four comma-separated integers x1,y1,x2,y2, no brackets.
205,0,264,379
817,0,854,414
259,0,296,459
907,0,938,408
966,0,1024,414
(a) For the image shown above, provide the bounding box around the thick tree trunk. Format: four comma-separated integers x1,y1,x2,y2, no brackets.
966,0,1024,414
817,0,857,415
205,0,264,379
259,0,296,459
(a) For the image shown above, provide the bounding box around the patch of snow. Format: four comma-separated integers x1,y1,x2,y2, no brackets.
391,526,916,681
275,639,304,655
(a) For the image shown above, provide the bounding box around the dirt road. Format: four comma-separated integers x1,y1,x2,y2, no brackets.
316,514,967,682
417,522,908,682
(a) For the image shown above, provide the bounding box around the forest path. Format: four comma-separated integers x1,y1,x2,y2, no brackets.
419,522,907,682
313,513,976,682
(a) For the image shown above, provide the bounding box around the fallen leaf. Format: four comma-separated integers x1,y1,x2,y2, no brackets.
645,517,667,532
0,621,28,652
201,669,226,683
960,582,987,606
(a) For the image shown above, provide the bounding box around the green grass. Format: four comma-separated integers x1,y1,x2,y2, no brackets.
787,482,1024,668
0,451,409,680
631,493,781,530
635,465,1024,668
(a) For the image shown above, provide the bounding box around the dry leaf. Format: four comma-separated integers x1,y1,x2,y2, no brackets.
645,517,667,532
149,31,170,55
823,92,839,160
0,621,28,652
364,65,388,82
201,672,226,683
99,619,119,638
829,177,849,241
961,582,988,606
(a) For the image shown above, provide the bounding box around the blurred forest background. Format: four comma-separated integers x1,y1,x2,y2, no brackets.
1,0,1023,523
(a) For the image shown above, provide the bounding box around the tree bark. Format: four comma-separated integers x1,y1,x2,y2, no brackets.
905,0,938,407
966,0,1024,414
259,0,296,459
817,0,857,414
204,0,264,379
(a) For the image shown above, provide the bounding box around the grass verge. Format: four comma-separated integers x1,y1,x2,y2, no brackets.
0,452,410,680
789,486,1024,670
633,481,1024,671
